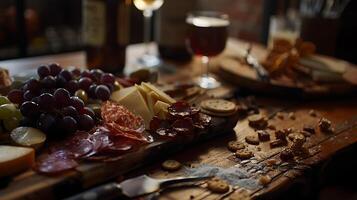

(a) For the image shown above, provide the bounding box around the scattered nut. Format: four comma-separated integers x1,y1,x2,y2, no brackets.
267,124,276,130
303,125,315,134
280,148,294,161
258,175,272,186
245,136,260,145
270,139,287,148
235,149,254,160
207,178,230,193
309,109,317,117
319,118,332,132
276,112,284,119
300,130,312,137
248,114,268,129
266,158,279,166
162,160,182,171
257,130,270,141
275,130,287,140
288,112,296,120
227,141,246,152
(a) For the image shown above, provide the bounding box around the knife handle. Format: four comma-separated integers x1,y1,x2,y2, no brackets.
64,182,128,200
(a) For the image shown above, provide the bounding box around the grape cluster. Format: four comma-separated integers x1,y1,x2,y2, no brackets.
7,63,118,135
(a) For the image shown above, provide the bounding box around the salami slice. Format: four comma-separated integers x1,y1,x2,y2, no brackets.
101,101,145,133
171,117,194,134
35,150,78,174
168,101,199,118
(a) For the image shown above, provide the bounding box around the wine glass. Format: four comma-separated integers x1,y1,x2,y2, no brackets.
133,0,164,67
186,11,229,89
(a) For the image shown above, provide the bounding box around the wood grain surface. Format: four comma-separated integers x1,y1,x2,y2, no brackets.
0,39,356,200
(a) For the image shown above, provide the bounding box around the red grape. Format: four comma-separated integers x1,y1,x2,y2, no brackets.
25,78,40,93
80,70,94,79
61,116,78,134
38,93,55,110
80,107,95,118
88,84,97,98
7,89,24,104
95,85,110,101
70,96,84,111
20,101,39,118
49,63,62,76
62,106,78,118
90,69,103,81
37,113,56,132
54,88,70,107
71,68,81,77
100,73,115,85
55,75,67,87
37,65,50,79
78,114,94,131
78,77,93,91
59,69,72,81
65,80,79,94
23,90,36,101
41,75,56,88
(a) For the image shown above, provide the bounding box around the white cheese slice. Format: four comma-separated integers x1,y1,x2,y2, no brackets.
0,145,35,177
111,86,153,129
141,82,176,104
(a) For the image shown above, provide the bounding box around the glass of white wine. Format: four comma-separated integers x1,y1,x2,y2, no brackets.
133,0,164,67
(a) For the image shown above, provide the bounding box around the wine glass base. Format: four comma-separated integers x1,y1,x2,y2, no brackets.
195,75,221,89
138,54,161,68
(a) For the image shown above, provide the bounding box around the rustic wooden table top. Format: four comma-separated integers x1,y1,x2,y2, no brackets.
0,39,356,200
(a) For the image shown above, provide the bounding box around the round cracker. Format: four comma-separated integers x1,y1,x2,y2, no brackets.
200,99,236,113
201,107,237,117
162,160,182,171
207,178,230,193
227,141,245,152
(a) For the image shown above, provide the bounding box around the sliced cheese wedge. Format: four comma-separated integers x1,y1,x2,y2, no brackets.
141,82,176,104
0,145,35,177
153,100,170,115
147,91,160,114
111,86,153,129
134,84,148,102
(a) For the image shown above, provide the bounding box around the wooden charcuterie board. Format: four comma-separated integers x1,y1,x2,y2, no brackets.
0,88,239,200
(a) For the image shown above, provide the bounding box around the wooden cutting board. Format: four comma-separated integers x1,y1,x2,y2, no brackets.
217,41,357,98
0,88,239,200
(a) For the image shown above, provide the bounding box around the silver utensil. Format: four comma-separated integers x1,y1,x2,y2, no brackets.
65,175,212,200
244,44,270,82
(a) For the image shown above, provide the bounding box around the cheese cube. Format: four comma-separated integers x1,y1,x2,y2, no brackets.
110,86,153,129
153,101,170,115
141,82,176,104
0,145,35,177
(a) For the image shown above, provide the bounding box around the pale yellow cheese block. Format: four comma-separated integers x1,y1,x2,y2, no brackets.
111,86,153,129
147,91,160,114
0,145,35,177
153,100,170,114
141,82,176,104
134,84,148,102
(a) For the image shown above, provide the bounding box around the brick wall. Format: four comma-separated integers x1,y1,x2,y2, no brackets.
197,0,264,42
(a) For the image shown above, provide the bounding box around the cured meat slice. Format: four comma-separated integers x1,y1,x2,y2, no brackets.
101,101,145,133
171,118,194,134
168,101,200,119
35,150,78,174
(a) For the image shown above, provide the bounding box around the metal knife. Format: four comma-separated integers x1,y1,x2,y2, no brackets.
65,175,212,200
244,44,270,82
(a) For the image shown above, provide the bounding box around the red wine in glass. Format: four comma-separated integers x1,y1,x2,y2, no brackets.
186,12,229,89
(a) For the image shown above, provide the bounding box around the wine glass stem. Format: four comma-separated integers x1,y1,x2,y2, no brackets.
143,10,153,56
202,56,209,78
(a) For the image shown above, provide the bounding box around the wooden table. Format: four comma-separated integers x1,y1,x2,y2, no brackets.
0,40,356,200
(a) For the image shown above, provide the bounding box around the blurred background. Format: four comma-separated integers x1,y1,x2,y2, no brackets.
0,0,356,63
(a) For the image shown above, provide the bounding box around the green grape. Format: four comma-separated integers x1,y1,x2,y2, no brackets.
0,96,11,105
0,104,18,120
13,109,23,121
75,89,88,103
3,117,20,131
